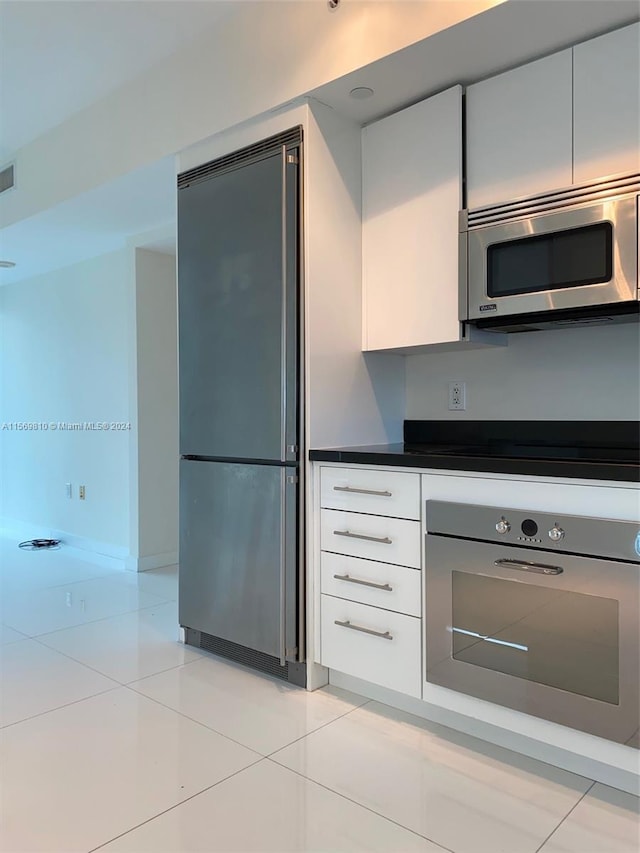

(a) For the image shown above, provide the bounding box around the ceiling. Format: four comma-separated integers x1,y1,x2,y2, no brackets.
0,157,176,285
0,0,238,162
0,0,241,283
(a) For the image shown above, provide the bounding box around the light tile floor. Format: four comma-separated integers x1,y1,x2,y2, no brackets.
0,536,638,853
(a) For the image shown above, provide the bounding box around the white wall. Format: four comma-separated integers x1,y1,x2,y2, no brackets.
0,250,131,551
405,322,640,421
129,249,178,569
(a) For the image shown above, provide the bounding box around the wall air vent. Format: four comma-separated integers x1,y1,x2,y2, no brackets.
0,163,15,194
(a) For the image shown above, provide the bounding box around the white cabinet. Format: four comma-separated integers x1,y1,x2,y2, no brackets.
321,595,422,697
466,50,573,208
321,553,421,617
573,23,640,183
317,465,422,697
320,466,420,519
321,509,421,568
362,86,463,350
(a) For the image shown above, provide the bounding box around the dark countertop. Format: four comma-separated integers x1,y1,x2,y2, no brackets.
309,421,640,483
309,444,640,482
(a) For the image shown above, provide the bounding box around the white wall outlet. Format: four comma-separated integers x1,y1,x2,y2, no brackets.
65,483,72,499
448,381,466,411
79,484,86,500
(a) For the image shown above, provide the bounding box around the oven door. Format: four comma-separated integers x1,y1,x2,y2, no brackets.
425,534,639,746
466,195,638,321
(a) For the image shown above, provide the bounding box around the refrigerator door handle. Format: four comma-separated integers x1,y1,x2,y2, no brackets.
279,466,286,665
280,144,288,465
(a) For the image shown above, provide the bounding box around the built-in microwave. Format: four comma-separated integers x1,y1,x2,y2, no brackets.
460,173,639,332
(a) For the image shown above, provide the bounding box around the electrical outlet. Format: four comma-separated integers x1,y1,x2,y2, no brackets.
65,483,72,499
448,381,466,411
79,485,86,500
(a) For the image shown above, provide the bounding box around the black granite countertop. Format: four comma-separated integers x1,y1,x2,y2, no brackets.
309,421,640,483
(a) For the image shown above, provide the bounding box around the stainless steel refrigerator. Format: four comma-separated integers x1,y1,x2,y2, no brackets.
177,127,305,686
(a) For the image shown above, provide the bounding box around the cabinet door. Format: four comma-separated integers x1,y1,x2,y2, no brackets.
466,50,573,208
362,86,462,350
573,23,640,183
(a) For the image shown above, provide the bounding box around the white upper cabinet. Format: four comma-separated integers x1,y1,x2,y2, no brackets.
466,50,573,208
362,85,462,351
573,23,640,183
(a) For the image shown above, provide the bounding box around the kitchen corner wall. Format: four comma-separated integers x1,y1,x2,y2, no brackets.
0,246,179,569
0,249,131,552
405,322,640,420
128,248,179,571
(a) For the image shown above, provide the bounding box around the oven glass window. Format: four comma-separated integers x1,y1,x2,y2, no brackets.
487,222,613,297
451,572,619,704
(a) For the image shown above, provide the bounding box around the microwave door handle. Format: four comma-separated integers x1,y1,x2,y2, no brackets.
494,558,563,576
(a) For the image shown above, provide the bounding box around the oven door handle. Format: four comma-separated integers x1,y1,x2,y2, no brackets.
494,558,563,576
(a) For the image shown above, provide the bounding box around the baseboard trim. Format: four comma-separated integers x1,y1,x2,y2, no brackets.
329,670,640,796
125,551,178,573
1,517,128,571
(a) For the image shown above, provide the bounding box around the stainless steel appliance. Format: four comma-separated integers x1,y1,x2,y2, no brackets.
425,501,640,746
177,127,306,685
460,172,639,332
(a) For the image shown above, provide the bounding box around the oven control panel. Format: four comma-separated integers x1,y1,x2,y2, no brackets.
427,501,640,563
495,514,565,545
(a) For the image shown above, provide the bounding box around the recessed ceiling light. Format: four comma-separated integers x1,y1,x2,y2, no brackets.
0,260,16,268
349,86,374,100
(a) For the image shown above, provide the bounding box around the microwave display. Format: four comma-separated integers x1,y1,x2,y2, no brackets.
487,221,613,298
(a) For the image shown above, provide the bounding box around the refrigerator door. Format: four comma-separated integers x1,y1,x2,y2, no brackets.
179,459,298,661
178,147,298,462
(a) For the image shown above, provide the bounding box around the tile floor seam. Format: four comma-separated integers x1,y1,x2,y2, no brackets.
533,780,597,853
264,755,456,853
19,597,176,640
30,632,199,687
85,756,267,853
119,654,204,689
0,571,176,602
121,680,271,756
124,676,371,759
264,697,372,759
18,570,143,593
0,683,122,732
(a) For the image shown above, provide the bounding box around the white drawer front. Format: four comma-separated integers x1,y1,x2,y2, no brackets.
321,509,421,568
321,595,421,697
321,553,421,617
320,467,420,520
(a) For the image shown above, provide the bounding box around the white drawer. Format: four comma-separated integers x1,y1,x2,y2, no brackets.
321,552,421,617
321,509,421,568
321,595,421,697
320,467,420,520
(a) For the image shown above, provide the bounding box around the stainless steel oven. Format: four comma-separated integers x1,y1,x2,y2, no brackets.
460,172,639,332
425,500,640,746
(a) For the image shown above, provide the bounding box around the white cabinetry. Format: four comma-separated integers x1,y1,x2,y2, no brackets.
467,23,639,208
320,466,420,519
466,50,573,208
317,465,422,697
362,86,463,350
321,596,422,697
573,23,640,183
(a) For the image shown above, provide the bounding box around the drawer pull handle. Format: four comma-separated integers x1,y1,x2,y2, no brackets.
334,619,393,641
333,530,392,544
333,573,392,591
333,485,392,497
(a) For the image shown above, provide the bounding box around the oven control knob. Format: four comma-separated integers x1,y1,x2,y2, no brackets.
549,526,565,542
495,518,511,534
